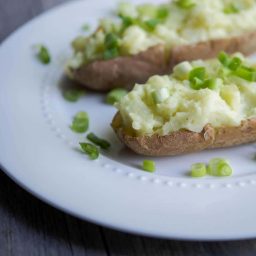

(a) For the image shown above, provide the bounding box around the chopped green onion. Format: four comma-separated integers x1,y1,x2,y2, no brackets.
103,48,119,60
79,142,99,160
190,77,204,90
72,36,86,52
70,112,89,133
176,0,195,9
190,163,207,177
152,91,160,104
224,4,240,14
203,78,220,90
189,67,206,90
103,33,120,59
228,57,242,71
120,15,134,28
104,33,119,49
81,23,90,31
142,160,156,173
234,67,256,82
218,51,231,67
87,132,111,150
144,19,160,31
157,7,169,20
189,67,206,81
63,89,85,102
106,88,128,105
207,158,233,177
35,45,51,64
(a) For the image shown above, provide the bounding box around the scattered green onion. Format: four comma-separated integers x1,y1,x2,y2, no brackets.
106,88,128,105
144,19,160,31
203,78,220,90
207,158,233,177
35,45,51,64
103,48,119,60
190,77,204,90
176,0,195,9
224,4,240,14
70,111,89,133
103,33,120,60
63,89,85,102
151,91,162,104
87,132,111,150
79,142,99,160
189,67,206,89
142,160,156,173
190,163,207,177
189,67,206,81
228,56,242,71
104,33,119,49
81,23,90,31
120,15,134,29
218,51,231,67
234,67,256,82
157,7,169,20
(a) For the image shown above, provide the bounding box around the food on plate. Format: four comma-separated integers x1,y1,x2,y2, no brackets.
79,142,99,160
66,0,256,91
142,160,156,172
207,158,232,176
106,88,128,105
35,44,51,64
112,53,256,156
70,111,89,133
190,158,232,177
190,163,207,177
87,132,111,149
63,88,85,102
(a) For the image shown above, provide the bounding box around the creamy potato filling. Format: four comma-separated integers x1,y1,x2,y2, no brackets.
116,54,256,136
67,0,256,69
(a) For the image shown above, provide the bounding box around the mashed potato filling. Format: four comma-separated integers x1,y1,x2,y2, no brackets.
116,56,256,136
68,0,256,67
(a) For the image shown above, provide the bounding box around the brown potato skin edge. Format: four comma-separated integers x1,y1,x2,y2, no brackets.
111,112,256,156
70,30,256,91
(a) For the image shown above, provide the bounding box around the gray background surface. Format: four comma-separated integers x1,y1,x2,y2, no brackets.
0,0,256,255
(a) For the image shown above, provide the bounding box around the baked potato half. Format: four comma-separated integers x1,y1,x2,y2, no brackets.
67,1,256,91
111,53,256,156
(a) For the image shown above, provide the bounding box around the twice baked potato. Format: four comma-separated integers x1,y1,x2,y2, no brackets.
67,0,256,91
111,53,256,156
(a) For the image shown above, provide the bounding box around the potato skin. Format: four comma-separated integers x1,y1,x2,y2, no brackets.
70,30,256,91
111,112,256,156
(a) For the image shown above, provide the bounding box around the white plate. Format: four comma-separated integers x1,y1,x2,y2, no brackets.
1,0,256,241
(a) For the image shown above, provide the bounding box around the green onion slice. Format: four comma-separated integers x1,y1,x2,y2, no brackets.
70,111,89,133
157,7,169,20
35,44,51,64
207,158,233,177
176,0,195,9
79,142,99,160
142,160,156,173
189,67,206,81
234,67,256,82
104,33,119,49
87,133,111,150
144,19,160,31
103,48,119,60
82,23,90,31
218,51,231,67
106,88,128,105
63,89,85,102
224,4,240,14
190,163,207,177
228,57,242,71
